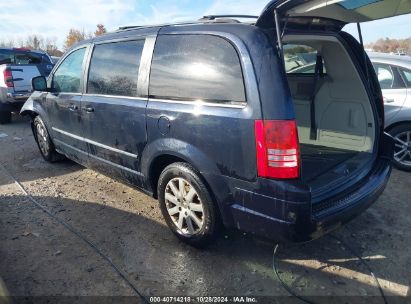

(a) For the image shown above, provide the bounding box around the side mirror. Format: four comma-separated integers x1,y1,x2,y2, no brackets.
32,76,48,92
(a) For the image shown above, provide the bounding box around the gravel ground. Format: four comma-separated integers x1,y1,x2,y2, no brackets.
0,115,410,302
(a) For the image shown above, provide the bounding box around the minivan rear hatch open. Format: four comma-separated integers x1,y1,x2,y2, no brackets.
256,0,411,29
256,0,411,201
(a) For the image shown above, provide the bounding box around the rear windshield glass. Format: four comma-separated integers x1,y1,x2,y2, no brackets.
150,34,246,104
0,50,43,65
284,44,326,74
0,50,14,64
14,52,42,64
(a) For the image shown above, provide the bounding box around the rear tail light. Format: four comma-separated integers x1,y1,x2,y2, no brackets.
3,70,14,88
255,120,300,179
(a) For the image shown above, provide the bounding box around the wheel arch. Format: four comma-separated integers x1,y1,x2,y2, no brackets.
141,139,232,225
20,98,53,134
386,120,411,133
148,153,191,199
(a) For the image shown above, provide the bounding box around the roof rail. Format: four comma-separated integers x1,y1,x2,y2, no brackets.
117,21,198,31
118,25,142,30
117,15,259,31
201,15,259,20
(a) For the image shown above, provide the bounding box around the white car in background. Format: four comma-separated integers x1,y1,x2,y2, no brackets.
369,53,411,171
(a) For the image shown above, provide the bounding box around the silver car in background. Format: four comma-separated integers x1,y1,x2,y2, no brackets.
369,53,411,171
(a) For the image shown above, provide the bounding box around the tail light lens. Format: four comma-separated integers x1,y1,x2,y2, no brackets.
3,70,14,88
255,120,300,179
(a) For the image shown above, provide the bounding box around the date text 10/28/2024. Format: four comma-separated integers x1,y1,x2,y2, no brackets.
149,297,258,303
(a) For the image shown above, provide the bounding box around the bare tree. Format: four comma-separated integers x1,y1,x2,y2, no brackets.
366,37,411,54
94,24,107,36
0,24,111,56
0,34,63,57
25,35,44,50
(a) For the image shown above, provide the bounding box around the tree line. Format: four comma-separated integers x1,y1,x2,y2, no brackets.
3,26,408,57
0,24,107,57
366,37,411,54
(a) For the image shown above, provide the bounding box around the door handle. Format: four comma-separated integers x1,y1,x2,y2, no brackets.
383,97,395,104
82,106,94,113
68,104,78,111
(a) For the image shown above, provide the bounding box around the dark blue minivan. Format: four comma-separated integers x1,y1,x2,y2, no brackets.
22,1,408,246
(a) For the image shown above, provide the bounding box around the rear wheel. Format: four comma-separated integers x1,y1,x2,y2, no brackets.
33,116,64,163
0,111,11,124
158,162,220,247
389,123,411,171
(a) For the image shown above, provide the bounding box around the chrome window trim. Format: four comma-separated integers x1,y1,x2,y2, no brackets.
138,35,156,97
54,139,143,177
82,93,147,101
149,98,246,109
93,36,147,45
54,93,83,96
52,127,138,159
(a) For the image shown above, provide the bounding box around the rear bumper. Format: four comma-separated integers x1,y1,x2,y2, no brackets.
229,157,391,243
6,91,31,102
0,91,30,111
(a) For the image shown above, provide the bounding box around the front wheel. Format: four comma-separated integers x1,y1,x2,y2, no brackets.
33,116,64,163
158,162,220,247
389,123,411,171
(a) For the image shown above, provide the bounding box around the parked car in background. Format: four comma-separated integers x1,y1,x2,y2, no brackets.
22,0,402,246
0,48,54,124
283,52,411,172
51,56,61,64
369,53,411,171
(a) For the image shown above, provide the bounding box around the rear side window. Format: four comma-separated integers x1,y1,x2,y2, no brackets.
372,63,405,90
284,44,325,74
399,68,411,87
149,34,246,104
87,40,145,97
52,48,86,93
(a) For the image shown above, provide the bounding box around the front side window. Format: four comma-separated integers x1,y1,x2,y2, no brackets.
52,48,86,93
87,40,145,97
150,34,246,104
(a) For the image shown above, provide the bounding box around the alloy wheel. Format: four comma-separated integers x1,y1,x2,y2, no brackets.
36,123,50,156
394,131,411,167
165,178,204,236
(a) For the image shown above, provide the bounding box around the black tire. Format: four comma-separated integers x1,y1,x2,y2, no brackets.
0,111,11,124
33,116,64,163
389,123,411,172
158,162,220,247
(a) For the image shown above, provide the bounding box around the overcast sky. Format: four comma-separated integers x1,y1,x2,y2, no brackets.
1,0,410,49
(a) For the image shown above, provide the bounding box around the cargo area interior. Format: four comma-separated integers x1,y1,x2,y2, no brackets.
283,34,376,196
